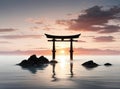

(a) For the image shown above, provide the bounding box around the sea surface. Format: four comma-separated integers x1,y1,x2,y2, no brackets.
0,55,120,89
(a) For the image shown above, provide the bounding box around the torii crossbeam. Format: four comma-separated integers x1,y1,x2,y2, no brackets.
45,33,81,60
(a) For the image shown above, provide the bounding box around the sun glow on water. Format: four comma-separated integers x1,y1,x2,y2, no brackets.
56,55,71,79
58,55,69,68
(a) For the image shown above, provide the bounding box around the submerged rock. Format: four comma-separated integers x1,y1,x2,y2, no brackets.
104,63,112,66
82,60,99,68
50,60,58,64
18,54,49,67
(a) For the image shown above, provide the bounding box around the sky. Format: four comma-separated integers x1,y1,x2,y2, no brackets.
0,0,120,55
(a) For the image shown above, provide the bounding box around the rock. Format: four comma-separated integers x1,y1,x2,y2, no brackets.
38,56,49,63
50,60,58,64
82,60,99,68
18,60,28,67
17,54,49,67
104,63,112,66
28,55,37,61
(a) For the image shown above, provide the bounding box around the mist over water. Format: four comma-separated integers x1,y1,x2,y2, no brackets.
0,55,120,89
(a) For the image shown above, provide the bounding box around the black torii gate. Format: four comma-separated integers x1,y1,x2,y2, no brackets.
45,33,80,60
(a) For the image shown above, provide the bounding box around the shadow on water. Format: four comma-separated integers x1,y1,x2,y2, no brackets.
82,66,98,70
19,64,48,74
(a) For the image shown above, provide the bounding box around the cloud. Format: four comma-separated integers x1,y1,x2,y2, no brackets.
0,47,120,55
56,20,72,26
0,28,16,32
27,18,54,31
82,36,95,38
75,47,120,55
93,36,115,42
0,50,51,55
57,6,120,33
32,47,49,50
0,35,42,39
78,40,86,43
26,18,45,24
99,25,120,33
0,41,11,43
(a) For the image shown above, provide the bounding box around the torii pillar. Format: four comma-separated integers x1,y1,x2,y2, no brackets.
52,38,56,60
70,38,73,60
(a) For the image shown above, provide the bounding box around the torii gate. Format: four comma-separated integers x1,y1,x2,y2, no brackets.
45,33,81,60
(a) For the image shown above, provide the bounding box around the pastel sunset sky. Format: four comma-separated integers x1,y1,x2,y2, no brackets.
0,0,120,55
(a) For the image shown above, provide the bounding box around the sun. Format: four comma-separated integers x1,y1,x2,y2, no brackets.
58,48,69,55
60,50,65,54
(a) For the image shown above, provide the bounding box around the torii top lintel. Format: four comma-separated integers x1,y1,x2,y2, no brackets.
45,33,81,39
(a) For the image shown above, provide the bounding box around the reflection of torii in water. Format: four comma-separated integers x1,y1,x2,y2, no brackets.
51,62,74,81
70,62,74,78
51,63,58,82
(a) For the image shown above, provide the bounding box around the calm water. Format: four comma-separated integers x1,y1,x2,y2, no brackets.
0,55,120,89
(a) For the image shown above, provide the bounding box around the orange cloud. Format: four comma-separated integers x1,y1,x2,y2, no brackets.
0,50,51,55
1,47,119,55
74,48,120,55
